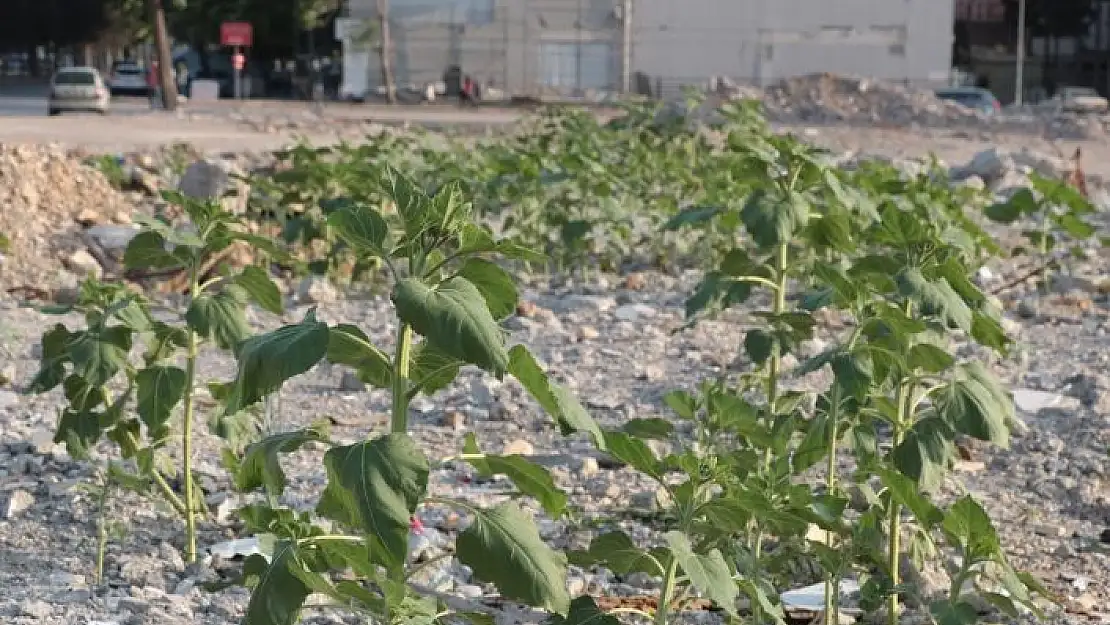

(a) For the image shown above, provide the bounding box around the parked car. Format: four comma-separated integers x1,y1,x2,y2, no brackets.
108,61,149,96
48,66,110,116
1054,86,1109,113
934,86,1001,115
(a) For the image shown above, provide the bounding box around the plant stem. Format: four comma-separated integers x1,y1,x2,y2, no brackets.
753,241,789,625
888,375,911,625
655,556,680,625
391,323,414,433
109,400,187,517
824,387,842,625
95,468,111,585
181,271,200,564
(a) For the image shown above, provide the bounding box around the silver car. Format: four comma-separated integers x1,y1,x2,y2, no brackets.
48,67,110,116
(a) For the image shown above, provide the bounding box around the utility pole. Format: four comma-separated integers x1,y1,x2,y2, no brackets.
1015,0,1026,105
147,0,177,110
377,0,396,103
620,0,632,93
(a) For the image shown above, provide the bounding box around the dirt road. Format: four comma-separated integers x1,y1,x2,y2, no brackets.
1,103,1107,181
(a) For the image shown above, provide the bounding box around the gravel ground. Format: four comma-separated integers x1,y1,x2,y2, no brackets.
1,262,1109,624
2,94,1110,624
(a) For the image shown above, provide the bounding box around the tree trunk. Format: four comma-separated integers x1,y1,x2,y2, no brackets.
147,0,177,111
377,0,396,103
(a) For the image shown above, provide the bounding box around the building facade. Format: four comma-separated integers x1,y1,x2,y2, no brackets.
338,0,954,99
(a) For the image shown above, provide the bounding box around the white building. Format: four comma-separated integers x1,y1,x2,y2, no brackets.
336,0,954,99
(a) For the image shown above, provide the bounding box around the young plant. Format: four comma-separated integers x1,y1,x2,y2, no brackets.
29,192,285,563
798,180,1049,624
984,171,1099,293
930,496,1049,624
217,167,603,625
569,381,830,625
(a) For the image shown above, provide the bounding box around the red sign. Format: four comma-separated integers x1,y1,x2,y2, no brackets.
232,53,245,71
220,22,253,47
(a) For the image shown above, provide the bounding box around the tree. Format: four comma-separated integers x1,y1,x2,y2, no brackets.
377,0,396,103
148,0,178,110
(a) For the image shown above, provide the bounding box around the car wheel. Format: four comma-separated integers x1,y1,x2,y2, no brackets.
47,109,60,116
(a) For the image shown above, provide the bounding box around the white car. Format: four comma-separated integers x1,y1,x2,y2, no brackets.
47,67,110,116
1053,86,1109,114
108,61,150,96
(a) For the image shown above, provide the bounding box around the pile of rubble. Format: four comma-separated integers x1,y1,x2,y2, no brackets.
0,145,139,294
761,72,986,126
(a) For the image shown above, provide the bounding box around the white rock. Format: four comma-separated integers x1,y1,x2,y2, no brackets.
614,303,657,322
1012,388,1079,414
2,489,35,519
502,439,535,456
295,275,339,304
64,249,103,278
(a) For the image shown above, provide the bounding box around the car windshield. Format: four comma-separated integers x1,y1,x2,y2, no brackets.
114,66,142,75
54,71,97,86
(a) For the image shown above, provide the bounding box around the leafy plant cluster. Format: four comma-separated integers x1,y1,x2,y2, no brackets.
246,100,767,279
26,99,1071,625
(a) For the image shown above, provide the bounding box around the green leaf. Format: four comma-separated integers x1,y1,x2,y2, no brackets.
410,341,463,395
896,268,972,332
941,495,1001,560
984,189,1036,224
464,434,567,518
830,351,873,400
235,265,284,314
383,166,432,237
663,205,724,230
123,230,185,270
392,277,509,374
891,416,954,490
567,531,661,576
241,543,314,625
327,201,389,254
507,345,603,448
663,390,697,419
55,409,104,457
622,418,674,439
907,343,955,373
456,501,570,614
135,366,187,432
544,596,621,625
225,311,329,414
744,329,774,365
236,424,331,497
877,467,944,528
457,258,518,321
665,531,738,617
602,430,661,478
1051,212,1095,238
69,327,132,388
928,600,978,625
934,363,1012,447
741,189,809,248
327,324,393,388
684,271,753,319
316,434,429,569
186,287,251,351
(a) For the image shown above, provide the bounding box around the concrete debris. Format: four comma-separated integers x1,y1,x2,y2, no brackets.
678,71,1104,138
0,144,138,292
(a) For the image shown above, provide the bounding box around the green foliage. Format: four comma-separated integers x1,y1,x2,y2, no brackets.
34,98,1059,625
985,171,1099,291
220,168,599,624
28,192,284,563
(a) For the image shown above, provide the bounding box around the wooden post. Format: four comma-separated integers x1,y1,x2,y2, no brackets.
377,0,396,103
147,0,177,110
